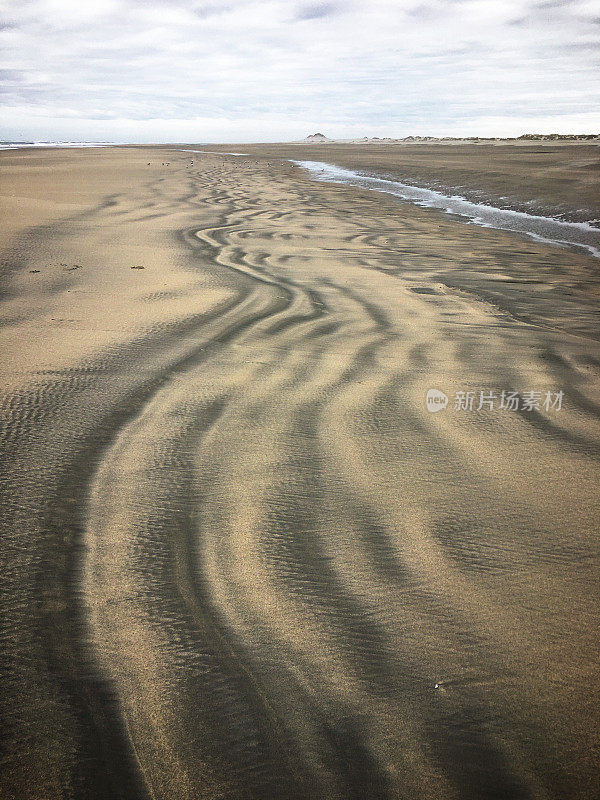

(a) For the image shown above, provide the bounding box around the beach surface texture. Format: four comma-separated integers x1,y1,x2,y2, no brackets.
1,143,599,800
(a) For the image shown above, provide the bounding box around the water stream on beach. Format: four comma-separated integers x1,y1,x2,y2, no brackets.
294,159,600,258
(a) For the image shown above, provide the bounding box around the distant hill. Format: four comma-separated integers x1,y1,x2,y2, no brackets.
305,133,329,142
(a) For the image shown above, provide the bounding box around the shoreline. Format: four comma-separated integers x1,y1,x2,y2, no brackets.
175,145,600,251
194,140,600,225
340,165,600,226
291,159,600,258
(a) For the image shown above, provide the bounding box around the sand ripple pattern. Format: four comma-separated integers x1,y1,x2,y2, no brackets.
1,152,599,799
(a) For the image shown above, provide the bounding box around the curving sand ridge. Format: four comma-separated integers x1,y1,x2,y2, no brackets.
1,146,599,799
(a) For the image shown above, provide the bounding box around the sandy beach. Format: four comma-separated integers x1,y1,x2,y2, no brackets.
1,144,599,799
200,140,600,222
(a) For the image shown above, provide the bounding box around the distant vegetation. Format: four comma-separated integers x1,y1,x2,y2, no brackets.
304,132,599,143
516,133,599,140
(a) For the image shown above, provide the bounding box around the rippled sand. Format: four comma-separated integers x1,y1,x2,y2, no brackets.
1,146,599,799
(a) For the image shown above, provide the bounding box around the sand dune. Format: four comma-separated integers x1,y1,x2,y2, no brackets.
1,146,599,799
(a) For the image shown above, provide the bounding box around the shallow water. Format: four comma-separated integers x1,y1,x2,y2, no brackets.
294,159,600,258
0,141,115,150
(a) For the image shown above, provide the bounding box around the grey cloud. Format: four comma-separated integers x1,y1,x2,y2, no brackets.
534,0,576,9
406,4,439,21
0,68,23,81
294,3,341,21
564,41,600,51
194,3,233,19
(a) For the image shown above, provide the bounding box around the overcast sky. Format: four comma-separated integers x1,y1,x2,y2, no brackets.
0,0,598,142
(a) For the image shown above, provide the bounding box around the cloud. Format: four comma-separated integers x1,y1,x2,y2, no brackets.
0,0,598,141
294,3,341,21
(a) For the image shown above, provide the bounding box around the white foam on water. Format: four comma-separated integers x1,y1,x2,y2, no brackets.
0,142,116,150
293,160,600,259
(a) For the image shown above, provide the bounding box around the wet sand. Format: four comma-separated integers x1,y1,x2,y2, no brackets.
203,140,600,223
1,145,599,799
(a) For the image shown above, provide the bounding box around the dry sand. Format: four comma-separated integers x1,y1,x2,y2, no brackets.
0,144,599,800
